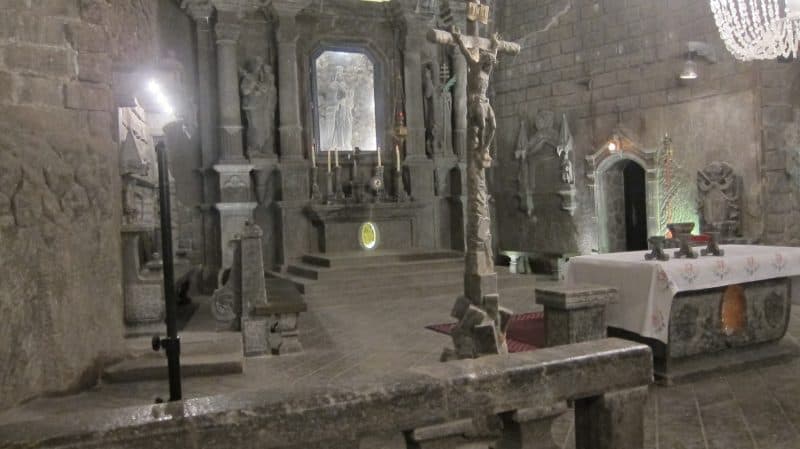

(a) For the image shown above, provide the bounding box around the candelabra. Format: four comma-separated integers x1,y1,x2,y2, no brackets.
395,166,408,202
334,165,345,202
310,165,321,202
325,170,334,205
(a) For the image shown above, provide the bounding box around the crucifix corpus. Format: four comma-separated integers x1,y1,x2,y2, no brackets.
428,1,521,360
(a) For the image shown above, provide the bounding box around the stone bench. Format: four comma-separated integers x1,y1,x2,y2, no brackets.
0,338,653,449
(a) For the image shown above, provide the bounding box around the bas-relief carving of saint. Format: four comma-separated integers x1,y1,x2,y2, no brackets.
697,161,741,236
514,111,558,217
240,57,277,158
556,113,575,185
423,63,440,158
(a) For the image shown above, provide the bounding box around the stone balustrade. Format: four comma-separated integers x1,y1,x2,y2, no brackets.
0,338,653,449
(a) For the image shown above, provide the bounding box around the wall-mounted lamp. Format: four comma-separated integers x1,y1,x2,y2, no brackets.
607,134,620,153
680,52,699,80
678,41,717,81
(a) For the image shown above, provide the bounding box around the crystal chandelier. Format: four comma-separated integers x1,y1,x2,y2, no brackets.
710,0,800,60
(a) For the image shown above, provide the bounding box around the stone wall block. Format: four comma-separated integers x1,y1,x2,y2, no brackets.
3,44,77,78
15,15,68,46
16,76,63,107
66,22,108,53
65,82,111,111
29,0,80,17
0,71,15,103
80,0,112,25
77,52,111,84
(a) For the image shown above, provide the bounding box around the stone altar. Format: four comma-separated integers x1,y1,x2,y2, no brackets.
567,245,800,382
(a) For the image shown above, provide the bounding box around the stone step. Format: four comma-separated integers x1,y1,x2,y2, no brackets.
296,272,536,299
103,332,244,383
287,264,465,288
301,249,462,269
287,257,464,281
308,284,540,309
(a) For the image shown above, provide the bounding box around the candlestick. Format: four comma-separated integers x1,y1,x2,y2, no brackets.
377,146,382,167
335,147,339,168
395,144,401,173
311,141,316,166
327,149,331,173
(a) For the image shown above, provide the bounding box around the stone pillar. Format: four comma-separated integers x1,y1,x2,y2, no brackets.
185,3,221,290
273,0,312,267
575,387,648,449
213,13,257,271
535,284,614,347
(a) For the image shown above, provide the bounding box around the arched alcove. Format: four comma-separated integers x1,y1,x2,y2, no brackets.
585,126,659,253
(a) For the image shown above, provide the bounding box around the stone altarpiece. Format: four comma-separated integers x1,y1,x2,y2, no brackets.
179,0,471,280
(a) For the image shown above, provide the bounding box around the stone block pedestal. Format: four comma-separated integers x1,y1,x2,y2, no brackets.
536,284,615,346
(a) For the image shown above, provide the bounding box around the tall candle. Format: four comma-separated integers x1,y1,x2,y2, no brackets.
335,147,339,167
327,149,331,173
395,144,401,173
311,141,316,166
377,147,382,167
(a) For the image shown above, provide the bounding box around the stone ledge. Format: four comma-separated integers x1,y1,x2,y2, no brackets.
536,284,616,310
0,338,652,448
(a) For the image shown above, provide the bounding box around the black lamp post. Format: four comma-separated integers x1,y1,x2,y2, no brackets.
151,140,182,402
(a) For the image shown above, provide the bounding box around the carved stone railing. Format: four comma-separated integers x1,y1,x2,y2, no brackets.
0,338,652,449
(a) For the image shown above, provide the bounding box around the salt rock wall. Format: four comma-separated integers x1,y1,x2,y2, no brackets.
0,0,157,410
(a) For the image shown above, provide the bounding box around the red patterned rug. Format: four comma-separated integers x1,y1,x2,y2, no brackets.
425,311,545,353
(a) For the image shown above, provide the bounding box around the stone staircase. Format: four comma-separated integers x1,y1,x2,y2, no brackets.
273,249,539,304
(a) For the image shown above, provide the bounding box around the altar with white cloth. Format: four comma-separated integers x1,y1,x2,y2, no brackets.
566,245,800,381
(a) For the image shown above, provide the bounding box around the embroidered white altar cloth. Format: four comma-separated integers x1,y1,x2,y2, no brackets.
566,245,800,343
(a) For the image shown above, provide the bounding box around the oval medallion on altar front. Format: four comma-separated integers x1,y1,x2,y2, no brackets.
359,222,379,250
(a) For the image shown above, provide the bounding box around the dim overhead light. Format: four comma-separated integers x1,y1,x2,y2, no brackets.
147,79,175,116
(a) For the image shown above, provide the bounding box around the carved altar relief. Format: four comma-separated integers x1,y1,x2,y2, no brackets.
697,161,742,237
514,110,559,217
313,50,377,152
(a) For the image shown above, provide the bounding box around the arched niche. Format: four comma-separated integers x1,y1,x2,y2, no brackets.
585,125,659,253
309,42,387,155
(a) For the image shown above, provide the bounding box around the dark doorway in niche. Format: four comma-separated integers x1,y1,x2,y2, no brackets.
623,162,648,251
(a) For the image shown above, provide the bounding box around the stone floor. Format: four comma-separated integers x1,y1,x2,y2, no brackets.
1,275,800,448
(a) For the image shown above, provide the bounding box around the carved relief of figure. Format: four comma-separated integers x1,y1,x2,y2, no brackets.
240,57,277,157
323,66,355,151
697,161,741,237
514,110,558,217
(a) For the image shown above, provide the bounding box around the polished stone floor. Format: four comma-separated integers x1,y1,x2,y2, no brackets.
1,276,800,448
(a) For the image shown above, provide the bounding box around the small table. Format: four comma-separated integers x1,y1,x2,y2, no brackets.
566,245,800,382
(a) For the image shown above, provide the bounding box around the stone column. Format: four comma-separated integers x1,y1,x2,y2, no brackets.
185,2,221,289
273,0,312,268
399,12,435,248
213,13,256,271
536,285,614,347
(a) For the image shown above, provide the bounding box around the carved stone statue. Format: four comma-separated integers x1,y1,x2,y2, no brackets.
240,57,277,158
556,113,574,185
514,110,559,217
422,62,441,158
439,62,456,157
697,161,742,237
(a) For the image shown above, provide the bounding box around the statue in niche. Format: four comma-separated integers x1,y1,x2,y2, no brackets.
439,62,456,157
240,57,277,158
514,110,559,217
423,62,441,158
556,113,575,185
697,161,742,238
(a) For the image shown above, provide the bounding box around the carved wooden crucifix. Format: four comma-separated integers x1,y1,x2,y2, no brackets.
427,3,519,303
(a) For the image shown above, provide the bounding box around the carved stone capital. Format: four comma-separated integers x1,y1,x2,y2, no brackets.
215,21,241,44
182,0,214,22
